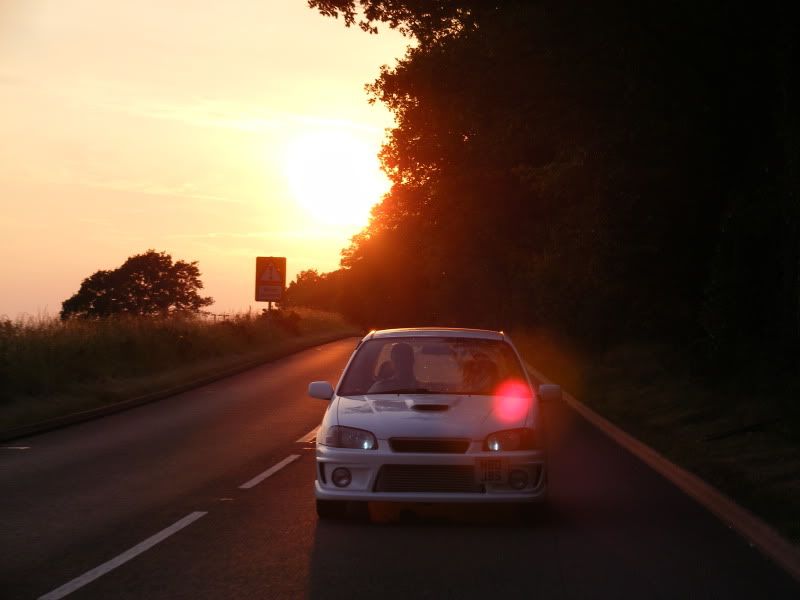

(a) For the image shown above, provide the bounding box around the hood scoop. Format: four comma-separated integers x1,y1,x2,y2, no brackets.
412,404,450,412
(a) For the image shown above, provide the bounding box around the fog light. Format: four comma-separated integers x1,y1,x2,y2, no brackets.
331,467,352,488
509,469,529,490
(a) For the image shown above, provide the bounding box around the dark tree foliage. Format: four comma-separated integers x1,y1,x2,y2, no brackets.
283,269,344,311
307,0,485,44
306,1,799,362
60,250,213,319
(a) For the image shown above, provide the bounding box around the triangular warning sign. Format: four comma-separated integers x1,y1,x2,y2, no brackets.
260,263,282,282
255,257,286,302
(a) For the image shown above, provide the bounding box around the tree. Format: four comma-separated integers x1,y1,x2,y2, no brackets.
306,0,800,359
307,0,484,45
283,269,347,313
60,250,213,319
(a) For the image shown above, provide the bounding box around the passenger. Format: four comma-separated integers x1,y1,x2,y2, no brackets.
464,352,499,394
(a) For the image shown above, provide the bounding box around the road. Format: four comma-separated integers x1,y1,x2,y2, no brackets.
1,337,797,599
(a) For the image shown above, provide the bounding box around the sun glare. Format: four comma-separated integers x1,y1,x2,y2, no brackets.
283,130,390,226
493,379,533,423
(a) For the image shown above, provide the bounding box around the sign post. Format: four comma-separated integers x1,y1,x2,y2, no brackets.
255,256,286,309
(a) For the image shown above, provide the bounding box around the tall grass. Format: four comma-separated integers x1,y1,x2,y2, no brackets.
0,308,359,429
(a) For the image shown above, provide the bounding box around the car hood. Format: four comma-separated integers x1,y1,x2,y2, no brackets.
334,394,528,439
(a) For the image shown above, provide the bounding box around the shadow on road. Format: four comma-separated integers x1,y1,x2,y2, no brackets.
307,501,564,600
305,399,800,600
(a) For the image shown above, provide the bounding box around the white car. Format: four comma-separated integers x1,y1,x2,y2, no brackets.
308,328,561,519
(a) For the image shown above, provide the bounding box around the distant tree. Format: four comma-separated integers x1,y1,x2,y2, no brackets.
283,269,345,313
60,250,213,319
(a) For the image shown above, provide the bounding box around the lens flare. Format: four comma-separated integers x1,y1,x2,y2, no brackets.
493,379,533,423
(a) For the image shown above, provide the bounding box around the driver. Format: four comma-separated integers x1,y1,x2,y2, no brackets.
368,342,418,393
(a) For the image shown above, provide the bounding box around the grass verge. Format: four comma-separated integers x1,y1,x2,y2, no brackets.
512,329,800,547
0,308,361,432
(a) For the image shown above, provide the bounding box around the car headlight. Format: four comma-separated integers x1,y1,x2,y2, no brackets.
322,425,379,450
484,428,537,451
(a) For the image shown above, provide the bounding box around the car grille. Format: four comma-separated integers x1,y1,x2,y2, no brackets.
389,438,471,454
374,465,484,493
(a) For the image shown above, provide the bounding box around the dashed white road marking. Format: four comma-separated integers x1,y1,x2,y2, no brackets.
239,454,301,489
296,426,320,443
1,446,31,450
38,511,207,600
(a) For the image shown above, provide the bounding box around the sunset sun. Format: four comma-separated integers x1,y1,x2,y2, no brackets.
283,130,390,226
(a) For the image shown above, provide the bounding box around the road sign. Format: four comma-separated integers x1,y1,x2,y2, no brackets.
255,257,286,302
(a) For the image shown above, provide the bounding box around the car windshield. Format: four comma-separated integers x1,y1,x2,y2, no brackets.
337,336,528,396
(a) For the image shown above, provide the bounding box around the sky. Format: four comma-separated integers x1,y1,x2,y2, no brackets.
0,0,408,318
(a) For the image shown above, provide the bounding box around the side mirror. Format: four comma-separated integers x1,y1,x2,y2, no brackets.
308,381,334,400
538,384,562,403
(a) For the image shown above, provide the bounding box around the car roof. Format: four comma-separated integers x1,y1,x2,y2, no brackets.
365,327,505,341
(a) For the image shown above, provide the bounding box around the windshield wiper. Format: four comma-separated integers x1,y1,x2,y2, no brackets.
381,387,433,394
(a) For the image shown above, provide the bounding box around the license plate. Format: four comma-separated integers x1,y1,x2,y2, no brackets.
477,458,507,483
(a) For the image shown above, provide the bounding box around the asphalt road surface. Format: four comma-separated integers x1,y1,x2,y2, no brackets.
1,338,797,599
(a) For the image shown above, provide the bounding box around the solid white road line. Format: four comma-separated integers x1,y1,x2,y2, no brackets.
38,511,207,600
239,454,301,489
296,425,320,443
526,361,800,584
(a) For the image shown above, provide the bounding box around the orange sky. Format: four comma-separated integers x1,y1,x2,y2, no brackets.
0,0,408,318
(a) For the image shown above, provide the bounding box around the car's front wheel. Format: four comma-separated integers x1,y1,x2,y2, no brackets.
316,499,347,520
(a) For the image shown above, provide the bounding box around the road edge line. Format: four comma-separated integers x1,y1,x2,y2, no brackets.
527,362,800,584
38,511,207,600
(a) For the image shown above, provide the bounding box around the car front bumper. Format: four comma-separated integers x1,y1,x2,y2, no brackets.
315,444,547,504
